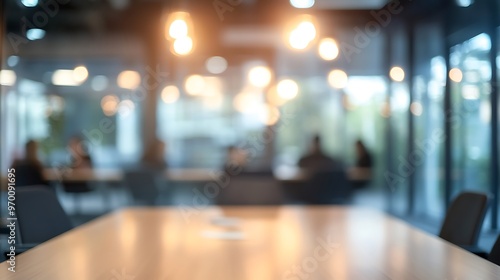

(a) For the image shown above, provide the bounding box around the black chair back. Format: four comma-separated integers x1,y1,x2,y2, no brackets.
124,169,160,205
488,235,500,266
216,175,284,205
16,186,73,244
13,162,45,187
439,191,490,246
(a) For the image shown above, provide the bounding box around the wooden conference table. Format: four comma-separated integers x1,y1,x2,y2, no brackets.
1,206,499,279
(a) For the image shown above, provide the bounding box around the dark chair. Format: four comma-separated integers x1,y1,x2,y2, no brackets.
16,186,73,244
439,191,490,247
216,174,284,205
488,235,500,266
287,170,351,204
61,181,95,214
12,162,46,187
124,169,161,205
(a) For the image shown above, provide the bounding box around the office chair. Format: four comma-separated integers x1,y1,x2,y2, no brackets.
16,186,73,244
124,169,161,205
488,235,500,266
11,162,46,187
216,174,284,205
439,191,490,247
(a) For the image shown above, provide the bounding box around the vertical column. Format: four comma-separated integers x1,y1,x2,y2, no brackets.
384,27,394,212
443,18,453,210
489,0,499,230
407,21,415,216
141,6,163,153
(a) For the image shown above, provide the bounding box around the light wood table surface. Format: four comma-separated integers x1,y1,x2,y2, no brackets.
1,206,499,279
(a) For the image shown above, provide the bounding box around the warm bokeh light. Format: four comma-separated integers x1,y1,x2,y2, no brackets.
234,87,262,113
166,12,191,39
73,66,89,83
410,102,423,116
277,79,299,100
289,29,310,50
202,76,223,97
296,21,316,42
101,95,119,116
266,86,287,107
328,69,348,89
290,0,315,8
257,104,281,126
287,16,317,50
161,85,180,104
449,68,463,83
0,70,17,86
390,66,405,82
117,70,141,90
52,69,83,86
118,100,135,116
318,38,339,61
173,36,193,56
205,56,228,74
184,75,206,95
169,19,188,39
248,66,272,88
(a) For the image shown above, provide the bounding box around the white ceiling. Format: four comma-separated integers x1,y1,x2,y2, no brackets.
314,0,389,9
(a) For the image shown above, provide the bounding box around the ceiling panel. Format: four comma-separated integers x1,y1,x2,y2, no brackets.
314,0,389,9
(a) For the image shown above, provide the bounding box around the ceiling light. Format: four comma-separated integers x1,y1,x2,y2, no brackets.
73,66,89,83
449,68,463,83
389,66,405,82
26,29,45,40
117,70,141,90
184,75,206,95
52,70,83,86
173,36,193,56
0,70,17,86
21,0,38,7
290,0,315,8
328,69,348,89
318,38,339,61
169,19,189,40
205,56,228,74
7,56,20,67
277,79,299,100
248,66,272,88
161,85,180,103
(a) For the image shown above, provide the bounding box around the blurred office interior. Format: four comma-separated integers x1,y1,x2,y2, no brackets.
1,0,500,263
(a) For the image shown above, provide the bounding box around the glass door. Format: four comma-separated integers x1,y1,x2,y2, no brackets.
449,33,492,204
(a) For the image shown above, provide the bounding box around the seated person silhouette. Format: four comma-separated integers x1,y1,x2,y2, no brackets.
355,140,373,168
296,135,348,204
141,138,168,171
298,135,342,172
11,140,46,187
352,139,373,189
